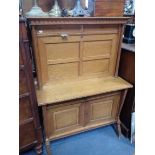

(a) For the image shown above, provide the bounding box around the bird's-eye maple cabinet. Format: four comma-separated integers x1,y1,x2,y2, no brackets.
19,17,43,154
27,17,132,154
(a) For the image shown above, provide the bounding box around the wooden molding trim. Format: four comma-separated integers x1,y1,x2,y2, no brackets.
27,17,130,26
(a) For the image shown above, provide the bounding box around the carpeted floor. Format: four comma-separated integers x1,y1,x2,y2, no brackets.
21,125,135,155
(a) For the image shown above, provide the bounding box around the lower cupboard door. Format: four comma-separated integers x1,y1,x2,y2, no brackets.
45,100,85,139
85,92,121,127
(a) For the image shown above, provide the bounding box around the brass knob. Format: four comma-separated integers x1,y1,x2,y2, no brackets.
60,33,69,39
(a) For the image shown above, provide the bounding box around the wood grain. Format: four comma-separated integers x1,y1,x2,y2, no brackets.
19,18,43,154
28,18,132,151
94,0,124,17
37,76,132,105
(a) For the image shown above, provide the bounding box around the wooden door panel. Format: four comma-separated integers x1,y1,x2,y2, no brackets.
19,121,36,149
82,59,109,75
19,70,28,95
46,101,85,138
19,96,33,123
82,34,118,77
48,62,79,80
53,106,79,130
37,36,81,85
46,42,79,62
83,40,111,59
86,93,121,125
90,100,113,120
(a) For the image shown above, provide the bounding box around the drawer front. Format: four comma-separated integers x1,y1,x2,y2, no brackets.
19,70,28,95
19,121,36,149
45,100,84,138
86,92,121,126
36,25,81,36
19,96,32,123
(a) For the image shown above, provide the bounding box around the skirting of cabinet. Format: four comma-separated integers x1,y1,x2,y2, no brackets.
42,91,126,141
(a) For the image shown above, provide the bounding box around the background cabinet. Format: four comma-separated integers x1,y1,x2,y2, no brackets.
19,17,42,154
119,43,135,138
94,0,124,16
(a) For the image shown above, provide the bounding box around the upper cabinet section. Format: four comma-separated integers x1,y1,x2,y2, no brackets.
28,17,129,88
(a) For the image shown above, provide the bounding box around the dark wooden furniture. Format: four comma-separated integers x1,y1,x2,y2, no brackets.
22,0,125,17
27,17,132,155
94,0,124,17
22,0,87,15
119,43,135,138
19,17,43,154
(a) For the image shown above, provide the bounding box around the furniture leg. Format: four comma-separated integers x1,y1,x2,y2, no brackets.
35,144,42,155
46,139,52,155
116,89,128,138
116,118,122,138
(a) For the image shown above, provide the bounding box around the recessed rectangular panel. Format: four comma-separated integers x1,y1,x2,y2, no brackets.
19,122,36,148
48,62,79,79
82,59,109,75
83,40,111,58
54,108,79,130
19,70,28,95
19,97,32,123
46,42,79,61
91,100,113,120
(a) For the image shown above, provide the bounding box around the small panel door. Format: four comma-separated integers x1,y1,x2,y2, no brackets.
85,92,121,126
45,100,85,139
37,36,81,85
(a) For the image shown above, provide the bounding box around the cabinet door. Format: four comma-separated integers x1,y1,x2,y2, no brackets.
82,34,118,78
85,92,121,127
44,100,85,139
36,35,81,86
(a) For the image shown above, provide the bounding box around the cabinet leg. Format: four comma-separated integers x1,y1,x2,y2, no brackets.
35,144,42,155
46,139,52,155
116,118,122,138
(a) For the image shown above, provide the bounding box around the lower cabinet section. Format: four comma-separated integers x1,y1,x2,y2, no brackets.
43,91,121,140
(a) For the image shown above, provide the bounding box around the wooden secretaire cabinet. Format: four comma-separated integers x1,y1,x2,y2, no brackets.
19,17,42,154
28,17,132,154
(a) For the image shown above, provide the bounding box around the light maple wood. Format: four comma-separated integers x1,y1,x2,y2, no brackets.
37,76,132,106
45,100,85,139
35,33,119,84
28,17,129,87
28,18,131,154
42,91,124,140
